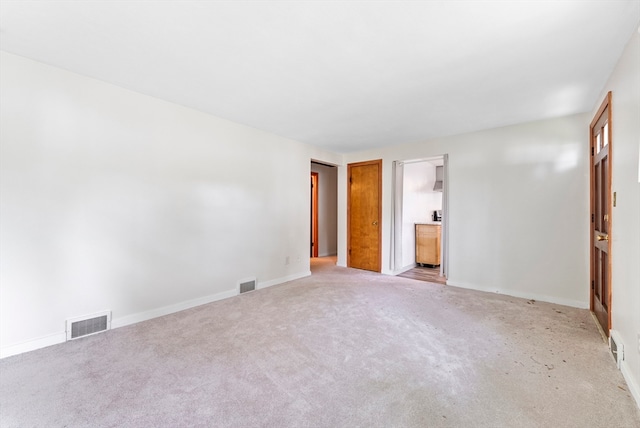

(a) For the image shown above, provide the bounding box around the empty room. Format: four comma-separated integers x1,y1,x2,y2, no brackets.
1,1,639,427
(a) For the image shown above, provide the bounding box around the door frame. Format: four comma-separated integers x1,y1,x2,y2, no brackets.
347,159,382,272
589,91,613,334
391,156,448,278
310,172,319,258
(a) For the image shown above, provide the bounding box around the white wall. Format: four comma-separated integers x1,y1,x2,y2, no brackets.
340,113,590,308
310,163,337,256
400,161,442,268
0,52,341,357
423,166,443,217
591,28,640,407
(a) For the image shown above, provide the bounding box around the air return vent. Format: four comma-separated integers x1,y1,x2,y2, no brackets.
238,277,257,294
66,311,111,341
609,330,624,369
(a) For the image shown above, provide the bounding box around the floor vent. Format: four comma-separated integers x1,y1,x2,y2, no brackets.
239,278,257,294
610,331,624,369
66,311,111,341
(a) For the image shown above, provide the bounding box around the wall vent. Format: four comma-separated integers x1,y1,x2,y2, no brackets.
610,330,624,369
238,277,257,294
66,311,111,341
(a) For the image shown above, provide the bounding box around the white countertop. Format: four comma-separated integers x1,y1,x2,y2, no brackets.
416,221,441,225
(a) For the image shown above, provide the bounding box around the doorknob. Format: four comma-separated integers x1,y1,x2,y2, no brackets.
597,234,609,241
372,221,378,226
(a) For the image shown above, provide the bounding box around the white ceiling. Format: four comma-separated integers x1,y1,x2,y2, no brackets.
1,1,638,153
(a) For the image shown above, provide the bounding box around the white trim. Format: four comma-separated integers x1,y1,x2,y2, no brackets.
390,160,404,272
610,329,640,409
1,271,313,359
620,357,640,409
1,332,67,359
111,288,239,329
258,271,311,289
441,154,449,278
446,280,589,309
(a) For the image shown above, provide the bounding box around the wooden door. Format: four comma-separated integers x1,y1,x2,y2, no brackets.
348,160,382,272
590,92,612,335
310,172,319,257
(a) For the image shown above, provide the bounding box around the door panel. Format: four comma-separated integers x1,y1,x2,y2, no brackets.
348,160,382,272
590,92,612,335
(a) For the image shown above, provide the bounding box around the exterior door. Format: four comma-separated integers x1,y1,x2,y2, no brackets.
590,92,612,335
348,159,382,272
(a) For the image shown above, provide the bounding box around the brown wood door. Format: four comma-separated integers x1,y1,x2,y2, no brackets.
590,92,612,335
348,159,382,272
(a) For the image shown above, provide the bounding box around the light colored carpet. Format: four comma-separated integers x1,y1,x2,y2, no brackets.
1,257,639,427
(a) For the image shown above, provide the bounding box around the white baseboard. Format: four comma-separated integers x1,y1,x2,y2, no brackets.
445,279,589,309
258,271,311,289
620,358,640,409
114,271,312,328
111,288,239,329
1,271,311,359
0,332,67,359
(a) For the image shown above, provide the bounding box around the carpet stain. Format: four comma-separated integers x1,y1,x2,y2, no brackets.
1,259,639,427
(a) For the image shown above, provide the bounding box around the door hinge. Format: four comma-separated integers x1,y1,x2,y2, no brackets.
349,176,352,184
348,248,351,255
591,147,594,156
591,213,594,223
591,280,594,290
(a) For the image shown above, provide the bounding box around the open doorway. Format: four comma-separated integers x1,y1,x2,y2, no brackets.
310,172,319,257
392,155,448,285
310,161,338,263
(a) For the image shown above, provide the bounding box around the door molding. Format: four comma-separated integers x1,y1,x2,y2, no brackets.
589,91,612,334
311,172,319,258
347,159,382,272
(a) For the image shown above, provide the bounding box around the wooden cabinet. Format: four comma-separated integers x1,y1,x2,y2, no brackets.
416,224,441,266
